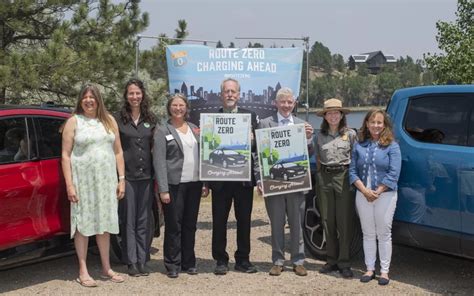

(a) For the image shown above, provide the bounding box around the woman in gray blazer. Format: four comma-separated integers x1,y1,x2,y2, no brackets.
153,94,209,278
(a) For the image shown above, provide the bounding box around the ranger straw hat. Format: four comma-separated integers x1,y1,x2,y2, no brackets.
316,98,351,117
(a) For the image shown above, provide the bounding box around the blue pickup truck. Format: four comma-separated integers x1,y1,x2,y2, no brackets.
304,84,474,259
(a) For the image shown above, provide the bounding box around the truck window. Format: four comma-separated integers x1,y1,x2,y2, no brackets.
404,95,471,146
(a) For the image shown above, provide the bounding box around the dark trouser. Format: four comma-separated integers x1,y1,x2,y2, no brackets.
119,179,154,264
212,182,254,265
317,168,355,268
162,181,202,272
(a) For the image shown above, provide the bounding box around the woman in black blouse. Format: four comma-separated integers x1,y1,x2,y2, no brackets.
116,79,157,276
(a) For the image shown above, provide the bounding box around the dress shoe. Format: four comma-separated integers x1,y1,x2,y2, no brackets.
269,265,283,276
166,271,179,278
184,267,198,275
378,276,390,285
235,261,258,273
293,265,308,276
138,263,151,276
214,263,229,275
127,263,140,277
319,263,339,274
339,267,354,278
360,272,376,283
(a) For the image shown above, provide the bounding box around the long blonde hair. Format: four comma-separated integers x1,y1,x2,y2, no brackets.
74,83,115,133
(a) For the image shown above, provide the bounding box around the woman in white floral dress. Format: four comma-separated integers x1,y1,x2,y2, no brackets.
62,84,126,287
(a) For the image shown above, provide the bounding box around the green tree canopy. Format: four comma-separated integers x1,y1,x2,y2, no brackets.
376,72,401,105
0,0,149,105
139,20,189,82
397,56,422,87
332,54,345,72
356,63,369,77
174,19,188,41
424,0,473,84
308,76,338,108
340,76,370,107
309,41,332,72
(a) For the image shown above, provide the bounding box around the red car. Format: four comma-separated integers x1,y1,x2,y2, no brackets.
0,105,73,269
0,104,161,269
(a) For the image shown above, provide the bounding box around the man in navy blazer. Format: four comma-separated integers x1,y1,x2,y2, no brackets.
255,87,314,276
209,78,258,275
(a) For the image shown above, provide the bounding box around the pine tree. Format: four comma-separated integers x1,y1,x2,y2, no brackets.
0,0,148,105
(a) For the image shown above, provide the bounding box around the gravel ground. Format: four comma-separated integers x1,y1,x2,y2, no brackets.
1,195,474,295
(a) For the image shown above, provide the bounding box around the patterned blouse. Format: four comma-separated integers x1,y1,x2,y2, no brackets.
349,140,402,191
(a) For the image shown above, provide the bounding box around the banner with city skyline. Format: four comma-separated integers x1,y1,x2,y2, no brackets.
166,45,303,125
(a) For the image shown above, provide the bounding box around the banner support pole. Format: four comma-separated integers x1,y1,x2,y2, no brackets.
135,35,141,77
303,37,310,121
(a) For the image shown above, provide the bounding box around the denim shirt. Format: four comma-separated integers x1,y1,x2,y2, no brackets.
349,140,401,191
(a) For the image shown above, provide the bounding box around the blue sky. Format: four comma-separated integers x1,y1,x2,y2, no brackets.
138,0,457,60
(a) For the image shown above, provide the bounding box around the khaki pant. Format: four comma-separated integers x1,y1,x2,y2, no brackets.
317,168,355,268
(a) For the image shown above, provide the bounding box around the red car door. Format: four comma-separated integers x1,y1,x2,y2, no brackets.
0,116,47,250
34,116,70,236
0,112,69,251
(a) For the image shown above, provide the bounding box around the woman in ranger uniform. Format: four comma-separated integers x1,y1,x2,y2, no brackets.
315,98,357,278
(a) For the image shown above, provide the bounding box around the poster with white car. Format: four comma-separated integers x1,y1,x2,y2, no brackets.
200,113,251,181
256,124,312,196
